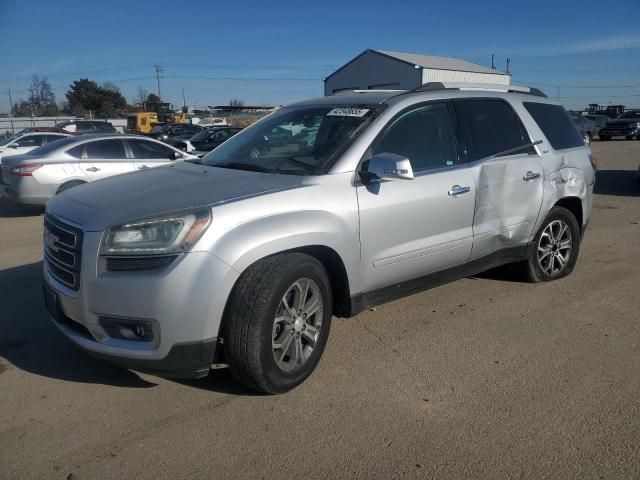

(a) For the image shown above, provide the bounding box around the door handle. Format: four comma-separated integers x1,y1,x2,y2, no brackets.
137,165,149,170
85,166,100,172
448,185,471,196
523,171,541,181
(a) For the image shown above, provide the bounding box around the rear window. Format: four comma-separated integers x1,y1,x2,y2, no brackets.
454,99,532,162
523,102,584,150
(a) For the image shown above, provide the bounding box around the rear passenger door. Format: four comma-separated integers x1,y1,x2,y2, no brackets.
127,138,180,170
71,139,134,181
453,99,544,260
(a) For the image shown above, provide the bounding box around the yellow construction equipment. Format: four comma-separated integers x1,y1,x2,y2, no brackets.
126,102,188,135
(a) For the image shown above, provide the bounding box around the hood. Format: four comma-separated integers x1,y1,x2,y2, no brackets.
47,162,303,231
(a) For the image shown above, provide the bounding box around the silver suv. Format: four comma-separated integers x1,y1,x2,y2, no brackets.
42,83,596,393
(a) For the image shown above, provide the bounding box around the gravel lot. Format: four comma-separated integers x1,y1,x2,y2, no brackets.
1,141,639,479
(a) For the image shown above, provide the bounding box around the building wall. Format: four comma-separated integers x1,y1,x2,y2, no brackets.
324,50,422,95
423,68,511,85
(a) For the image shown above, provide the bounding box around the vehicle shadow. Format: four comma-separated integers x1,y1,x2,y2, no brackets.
593,170,640,197
0,197,44,218
0,261,156,388
0,261,260,395
470,263,529,283
177,369,263,396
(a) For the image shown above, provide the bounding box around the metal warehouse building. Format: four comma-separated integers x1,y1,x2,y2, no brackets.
324,49,511,95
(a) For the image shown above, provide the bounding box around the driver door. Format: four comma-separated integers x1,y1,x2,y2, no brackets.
356,102,476,292
127,138,181,170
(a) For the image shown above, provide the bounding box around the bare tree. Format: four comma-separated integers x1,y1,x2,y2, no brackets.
229,98,245,107
15,75,57,116
135,87,149,106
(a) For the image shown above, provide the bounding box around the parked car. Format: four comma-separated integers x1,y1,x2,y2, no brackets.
568,112,595,145
196,117,229,128
42,84,595,393
147,123,203,147
175,127,243,157
54,120,117,134
12,126,74,136
583,114,609,134
0,131,71,162
0,134,196,205
598,110,640,140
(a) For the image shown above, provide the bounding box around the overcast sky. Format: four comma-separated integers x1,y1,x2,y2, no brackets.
0,0,638,112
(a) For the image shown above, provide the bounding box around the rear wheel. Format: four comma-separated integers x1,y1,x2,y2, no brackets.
518,206,581,282
583,132,591,145
223,253,332,394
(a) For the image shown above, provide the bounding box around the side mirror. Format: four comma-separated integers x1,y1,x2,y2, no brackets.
9,143,18,148
169,151,182,160
364,152,414,181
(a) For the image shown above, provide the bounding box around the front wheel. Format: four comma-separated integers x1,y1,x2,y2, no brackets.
518,206,581,282
223,253,332,394
583,132,591,145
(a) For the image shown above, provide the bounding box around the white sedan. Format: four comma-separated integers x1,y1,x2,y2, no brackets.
0,131,71,163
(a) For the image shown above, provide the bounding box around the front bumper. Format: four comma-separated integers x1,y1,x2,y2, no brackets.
43,227,240,378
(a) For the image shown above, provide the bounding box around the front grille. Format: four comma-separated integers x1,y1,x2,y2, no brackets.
106,255,177,272
44,213,83,290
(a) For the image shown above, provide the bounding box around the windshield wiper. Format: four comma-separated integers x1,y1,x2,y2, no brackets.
213,162,272,173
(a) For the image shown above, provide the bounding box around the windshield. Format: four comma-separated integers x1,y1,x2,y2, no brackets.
201,105,381,175
618,111,640,120
150,125,170,134
0,134,20,146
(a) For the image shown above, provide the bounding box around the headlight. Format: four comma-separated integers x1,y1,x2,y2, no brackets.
101,210,211,256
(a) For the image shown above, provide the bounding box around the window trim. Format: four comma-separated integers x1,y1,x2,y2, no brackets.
359,100,464,177
451,97,536,164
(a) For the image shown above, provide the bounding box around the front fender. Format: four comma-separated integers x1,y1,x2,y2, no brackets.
210,210,361,295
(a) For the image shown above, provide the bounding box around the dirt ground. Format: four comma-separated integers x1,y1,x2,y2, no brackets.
1,141,639,479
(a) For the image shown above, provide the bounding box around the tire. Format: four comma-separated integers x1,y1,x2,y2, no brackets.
56,180,85,195
519,206,581,283
583,132,591,145
223,253,333,394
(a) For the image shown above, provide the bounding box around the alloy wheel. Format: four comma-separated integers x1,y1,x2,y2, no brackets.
537,219,573,276
272,278,324,372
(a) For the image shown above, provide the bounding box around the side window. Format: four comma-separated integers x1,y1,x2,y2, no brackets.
454,99,530,162
128,139,176,160
43,134,67,144
373,103,457,171
67,144,85,159
84,139,127,159
211,130,229,140
172,125,185,135
524,102,584,150
16,134,47,147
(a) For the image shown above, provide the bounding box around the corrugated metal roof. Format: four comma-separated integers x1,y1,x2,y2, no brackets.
374,50,509,76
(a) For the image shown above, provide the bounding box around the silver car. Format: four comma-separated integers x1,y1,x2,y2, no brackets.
1,134,196,205
42,83,595,393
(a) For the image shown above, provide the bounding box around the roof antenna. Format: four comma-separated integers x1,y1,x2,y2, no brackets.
505,57,511,74
491,54,495,70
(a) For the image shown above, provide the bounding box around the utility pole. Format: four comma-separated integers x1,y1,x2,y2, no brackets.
182,87,186,110
505,57,511,74
491,54,495,70
7,87,13,115
154,64,164,100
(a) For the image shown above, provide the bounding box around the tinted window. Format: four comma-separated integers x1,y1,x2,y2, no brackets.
524,102,584,150
84,139,126,159
15,134,48,147
44,134,68,143
94,122,115,132
455,99,529,162
374,103,457,171
75,123,94,133
128,139,176,159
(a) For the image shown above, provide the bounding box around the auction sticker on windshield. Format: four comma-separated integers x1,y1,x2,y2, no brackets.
326,107,370,117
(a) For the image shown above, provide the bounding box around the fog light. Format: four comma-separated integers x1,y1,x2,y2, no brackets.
99,316,155,342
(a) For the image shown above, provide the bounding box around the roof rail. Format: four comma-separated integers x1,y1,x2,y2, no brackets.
331,89,406,96
409,82,547,97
